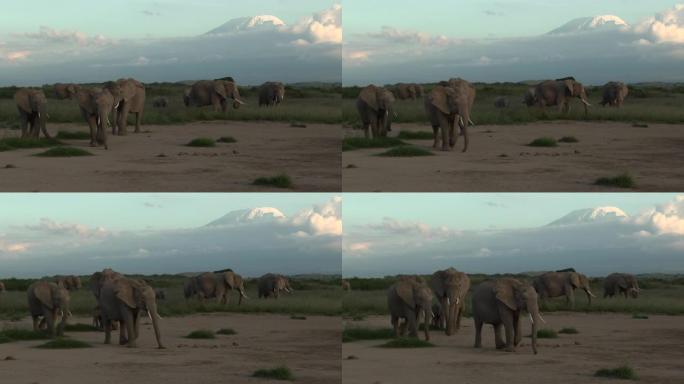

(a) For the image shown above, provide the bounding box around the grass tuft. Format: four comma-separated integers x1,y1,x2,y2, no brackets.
34,146,93,157
35,338,92,349
64,323,99,332
343,327,394,343
0,137,62,152
252,174,293,189
595,173,635,189
594,365,638,380
252,366,294,381
558,327,579,334
56,131,90,140
528,137,558,147
217,136,237,143
376,146,434,157
378,338,434,348
186,138,216,147
216,328,237,335
186,329,216,339
397,131,434,140
632,313,649,319
342,137,405,151
536,328,558,338
290,315,307,320
0,329,50,342
558,136,579,143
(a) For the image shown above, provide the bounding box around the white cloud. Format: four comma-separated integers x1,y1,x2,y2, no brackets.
288,4,342,44
289,196,342,236
17,26,116,47
25,218,108,238
636,4,684,43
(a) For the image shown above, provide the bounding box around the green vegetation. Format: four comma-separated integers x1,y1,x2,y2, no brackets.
216,328,237,335
378,338,434,348
64,323,99,332
252,366,295,381
290,315,307,320
0,329,49,343
34,147,93,157
535,329,558,339
343,327,394,342
186,329,216,339
558,136,579,143
252,174,293,189
217,136,237,143
528,137,558,147
342,137,405,151
397,130,434,140
186,138,216,147
558,327,579,334
36,338,92,349
632,313,649,319
595,365,638,380
56,131,90,140
0,137,62,152
595,173,635,189
377,146,434,157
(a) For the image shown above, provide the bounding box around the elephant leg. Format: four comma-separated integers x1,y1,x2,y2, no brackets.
502,314,515,352
117,104,130,136
448,116,456,148
407,310,418,338
104,318,112,344
32,316,40,332
123,310,136,347
87,115,98,147
473,318,483,348
399,319,407,336
18,109,28,138
440,297,448,330
133,312,140,342
493,324,505,349
369,114,379,139
45,308,56,337
432,126,440,149
391,315,399,337
134,111,142,133
363,122,370,139
437,113,450,151
514,315,522,346
456,301,464,330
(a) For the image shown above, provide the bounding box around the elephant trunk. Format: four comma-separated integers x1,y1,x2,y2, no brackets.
445,297,458,336
146,302,164,349
423,308,431,341
584,288,596,305
527,297,542,355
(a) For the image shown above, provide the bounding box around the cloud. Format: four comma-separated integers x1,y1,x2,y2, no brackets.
16,26,116,47
289,196,342,236
2,50,30,62
288,4,342,44
24,218,108,238
636,4,684,43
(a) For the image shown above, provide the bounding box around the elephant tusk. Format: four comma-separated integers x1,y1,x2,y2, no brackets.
147,310,153,321
446,297,450,306
581,100,591,107
538,313,546,324
59,310,64,317
455,297,459,306
529,313,534,324
468,118,475,126
458,117,464,127
234,98,246,105
67,310,72,317
587,290,597,298
97,116,101,126
113,102,120,109
46,113,50,119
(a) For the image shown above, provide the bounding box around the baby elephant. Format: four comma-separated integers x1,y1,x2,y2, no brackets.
387,276,434,341
152,97,168,108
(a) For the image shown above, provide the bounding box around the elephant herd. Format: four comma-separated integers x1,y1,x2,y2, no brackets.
357,77,630,153
11,78,287,150
0,269,294,349
383,268,639,354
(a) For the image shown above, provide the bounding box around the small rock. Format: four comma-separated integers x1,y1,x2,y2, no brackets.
574,341,581,345
574,150,581,154
156,153,167,158
345,164,358,169
4,356,16,360
4,164,16,169
498,154,508,158
345,355,358,360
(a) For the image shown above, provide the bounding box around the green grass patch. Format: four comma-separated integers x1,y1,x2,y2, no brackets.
342,137,405,151
252,174,293,189
290,315,307,320
343,327,394,342
35,338,92,349
0,137,62,152
217,136,237,143
378,338,434,348
558,327,579,334
558,136,579,143
528,137,558,147
186,329,216,339
56,131,90,140
595,173,635,189
186,138,216,147
632,313,649,319
64,323,99,332
595,365,638,380
34,146,93,157
252,366,294,381
0,329,49,342
536,328,558,339
397,131,434,140
376,146,434,157
216,328,237,335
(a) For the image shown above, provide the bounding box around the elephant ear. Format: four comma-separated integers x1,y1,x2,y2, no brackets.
396,282,416,308
569,273,581,288
34,284,54,309
359,86,379,111
114,281,138,309
213,81,228,100
223,272,237,289
381,89,395,107
14,91,31,113
431,87,451,115
494,280,519,311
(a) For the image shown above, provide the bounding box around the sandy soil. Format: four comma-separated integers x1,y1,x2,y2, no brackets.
0,313,340,384
342,313,684,384
343,122,684,191
0,121,341,192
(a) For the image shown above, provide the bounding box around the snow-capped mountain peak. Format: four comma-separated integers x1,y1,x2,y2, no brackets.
548,206,629,226
547,15,630,35
206,207,285,226
205,15,286,35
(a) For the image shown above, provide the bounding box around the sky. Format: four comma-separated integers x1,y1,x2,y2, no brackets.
343,1,684,84
343,193,684,277
0,1,341,85
0,194,341,278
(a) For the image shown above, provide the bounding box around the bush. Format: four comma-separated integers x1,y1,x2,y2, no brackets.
0,329,50,342
0,137,62,152
528,137,558,147
34,147,93,157
594,365,638,380
64,323,99,332
632,313,649,319
252,366,294,381
535,329,558,338
252,174,293,189
595,173,635,189
186,330,216,339
377,146,434,157
186,138,216,147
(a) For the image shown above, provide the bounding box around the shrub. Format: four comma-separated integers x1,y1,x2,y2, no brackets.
528,137,558,147
343,327,394,342
594,365,638,380
558,136,579,143
216,328,237,335
186,138,216,147
536,328,558,338
35,338,92,349
217,136,237,143
186,330,215,339
558,327,579,334
0,137,62,152
397,131,434,140
632,313,649,319
342,137,405,151
252,174,293,189
595,173,635,189
34,147,93,157
252,366,294,381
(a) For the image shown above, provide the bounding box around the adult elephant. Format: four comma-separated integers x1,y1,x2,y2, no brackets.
603,273,640,298
394,83,416,100
413,84,425,98
73,87,115,149
387,276,433,341
99,277,164,348
56,275,82,291
356,84,395,139
472,278,543,354
189,271,248,304
54,83,80,100
523,87,537,107
183,276,198,300
27,281,71,337
600,81,629,108
185,79,245,112
535,77,591,115
152,97,168,108
533,271,595,309
258,273,293,299
103,78,145,136
448,78,476,123
14,88,50,139
425,84,471,152
258,81,285,107
429,268,470,335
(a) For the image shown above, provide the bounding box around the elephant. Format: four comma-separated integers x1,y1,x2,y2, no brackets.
184,79,245,112
258,273,293,299
472,278,543,354
152,97,168,108
603,273,640,299
187,271,248,304
600,81,629,108
154,288,166,300
430,302,442,329
98,277,164,348
27,281,71,337
356,85,396,139
533,271,596,309
341,279,351,291
494,96,510,108
90,268,124,300
429,268,470,335
183,277,198,300
73,87,114,149
14,88,50,139
55,275,82,291
387,276,433,341
103,78,146,136
535,78,591,115
523,87,537,107
413,84,425,98
394,83,419,100
258,81,285,107
425,84,471,152
92,305,103,330
53,83,80,100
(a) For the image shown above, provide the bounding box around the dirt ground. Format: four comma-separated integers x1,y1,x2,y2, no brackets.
0,314,340,383
342,313,684,384
343,122,684,191
0,121,341,192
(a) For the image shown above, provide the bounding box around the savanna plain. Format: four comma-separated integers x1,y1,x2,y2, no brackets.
0,275,341,384
342,274,684,384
